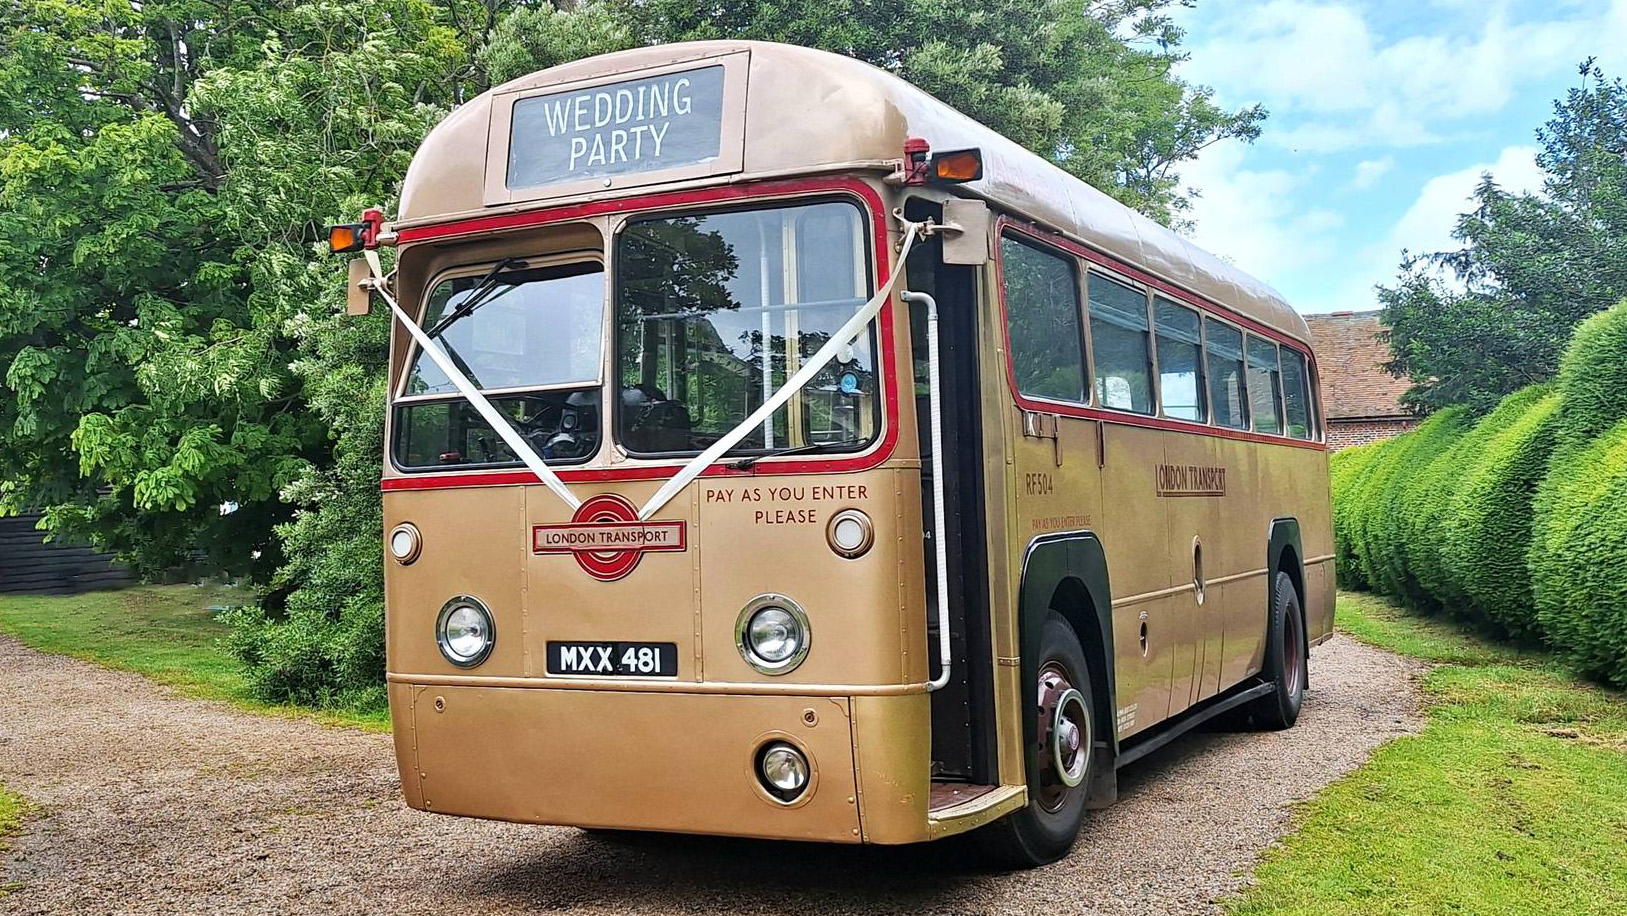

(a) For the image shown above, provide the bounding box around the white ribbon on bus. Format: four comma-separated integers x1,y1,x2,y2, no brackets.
364,220,948,691
636,220,927,520
364,250,582,512
364,221,926,519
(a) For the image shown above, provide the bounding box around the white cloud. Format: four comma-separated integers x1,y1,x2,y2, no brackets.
1384,145,1544,260
1298,145,1546,312
1182,140,1346,280
1350,156,1396,190
1183,0,1625,152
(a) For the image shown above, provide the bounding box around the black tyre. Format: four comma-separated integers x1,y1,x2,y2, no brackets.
977,611,1095,868
1248,570,1307,730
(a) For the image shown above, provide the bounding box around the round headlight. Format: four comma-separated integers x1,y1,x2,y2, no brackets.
436,596,494,668
757,741,810,802
388,523,421,564
735,595,810,675
749,608,801,663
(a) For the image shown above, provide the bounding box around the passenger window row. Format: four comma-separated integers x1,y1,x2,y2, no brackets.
1000,232,1318,441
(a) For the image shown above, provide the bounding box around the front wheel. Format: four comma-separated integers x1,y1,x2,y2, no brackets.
977,611,1095,868
1248,571,1307,730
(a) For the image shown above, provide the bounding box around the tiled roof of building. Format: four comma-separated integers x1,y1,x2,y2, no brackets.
1304,310,1415,421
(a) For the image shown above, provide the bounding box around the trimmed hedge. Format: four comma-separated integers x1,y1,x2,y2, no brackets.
1332,302,1627,687
1329,443,1383,590
1528,419,1627,685
1551,303,1627,448
1345,409,1470,604
1439,386,1561,639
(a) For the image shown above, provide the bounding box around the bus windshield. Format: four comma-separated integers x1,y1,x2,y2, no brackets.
405,261,604,395
393,261,605,470
614,200,878,456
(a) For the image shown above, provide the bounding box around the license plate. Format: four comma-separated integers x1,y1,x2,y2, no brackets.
546,641,679,678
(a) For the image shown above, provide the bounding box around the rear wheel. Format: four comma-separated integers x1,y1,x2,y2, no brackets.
977,611,1095,868
1248,571,1307,730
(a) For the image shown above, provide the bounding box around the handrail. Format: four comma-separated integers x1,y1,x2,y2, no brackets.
902,290,953,693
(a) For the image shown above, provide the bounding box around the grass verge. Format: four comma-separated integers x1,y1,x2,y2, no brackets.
0,585,387,732
0,782,28,897
1230,591,1627,916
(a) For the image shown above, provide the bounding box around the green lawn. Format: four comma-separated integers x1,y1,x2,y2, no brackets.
1231,592,1627,916
0,585,387,731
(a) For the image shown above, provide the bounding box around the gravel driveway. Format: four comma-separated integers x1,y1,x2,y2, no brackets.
0,634,1422,916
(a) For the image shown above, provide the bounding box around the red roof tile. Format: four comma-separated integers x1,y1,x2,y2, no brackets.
1304,310,1414,420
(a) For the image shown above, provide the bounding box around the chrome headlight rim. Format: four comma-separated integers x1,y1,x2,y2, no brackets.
734,594,811,676
388,522,422,564
435,595,495,669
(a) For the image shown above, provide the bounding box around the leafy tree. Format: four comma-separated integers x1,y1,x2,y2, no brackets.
2,0,1268,710
483,0,1266,221
0,0,314,577
1380,62,1627,414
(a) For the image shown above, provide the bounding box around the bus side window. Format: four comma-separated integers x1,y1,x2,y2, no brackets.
1246,335,1285,435
1087,273,1155,414
1000,235,1087,404
1154,297,1206,422
1204,319,1248,430
1281,348,1314,440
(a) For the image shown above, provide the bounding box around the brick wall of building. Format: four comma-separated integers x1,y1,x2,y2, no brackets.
1327,417,1421,451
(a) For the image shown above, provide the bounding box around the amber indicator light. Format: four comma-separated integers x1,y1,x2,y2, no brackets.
328,223,367,254
930,148,984,183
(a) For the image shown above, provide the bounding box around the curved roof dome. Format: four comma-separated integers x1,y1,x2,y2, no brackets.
398,41,1307,342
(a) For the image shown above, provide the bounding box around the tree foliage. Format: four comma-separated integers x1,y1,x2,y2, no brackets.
1378,63,1627,415
483,0,1266,221
1,0,1265,710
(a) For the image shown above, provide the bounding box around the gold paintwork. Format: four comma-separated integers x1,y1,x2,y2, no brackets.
379,40,1335,847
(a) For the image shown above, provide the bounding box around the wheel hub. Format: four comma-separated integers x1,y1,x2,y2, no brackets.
1036,663,1091,811
1284,605,1304,697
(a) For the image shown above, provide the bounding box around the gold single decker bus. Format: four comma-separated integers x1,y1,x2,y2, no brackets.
331,40,1336,867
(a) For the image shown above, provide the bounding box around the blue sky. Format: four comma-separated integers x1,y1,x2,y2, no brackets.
1172,0,1627,314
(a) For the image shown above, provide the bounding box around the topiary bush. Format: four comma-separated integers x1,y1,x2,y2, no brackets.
1528,418,1627,687
1549,303,1627,449
1393,409,1489,611
1330,443,1385,590
1439,385,1561,639
1331,301,1627,684
1350,409,1470,604
1527,301,1627,684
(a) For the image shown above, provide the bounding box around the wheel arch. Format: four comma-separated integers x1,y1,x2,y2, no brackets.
1268,517,1305,606
1018,532,1118,772
1267,517,1308,683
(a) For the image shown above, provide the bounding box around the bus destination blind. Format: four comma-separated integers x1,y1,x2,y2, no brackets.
508,65,726,189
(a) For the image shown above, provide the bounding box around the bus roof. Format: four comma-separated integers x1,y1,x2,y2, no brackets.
397,41,1309,343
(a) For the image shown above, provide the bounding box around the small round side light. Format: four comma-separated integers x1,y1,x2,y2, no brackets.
826,509,874,559
388,523,422,565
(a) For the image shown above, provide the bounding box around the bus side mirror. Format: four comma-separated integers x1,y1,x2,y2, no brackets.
346,258,373,316
940,198,991,266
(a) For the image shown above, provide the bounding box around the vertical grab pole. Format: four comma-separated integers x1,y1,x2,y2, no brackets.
903,290,952,692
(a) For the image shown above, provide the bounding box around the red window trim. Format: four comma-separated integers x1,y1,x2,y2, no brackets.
382,177,902,492
996,217,1327,452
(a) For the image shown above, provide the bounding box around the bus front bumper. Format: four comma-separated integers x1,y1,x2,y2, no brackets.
388,682,931,844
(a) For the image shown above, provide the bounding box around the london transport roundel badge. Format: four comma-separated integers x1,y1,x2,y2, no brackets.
530,493,687,582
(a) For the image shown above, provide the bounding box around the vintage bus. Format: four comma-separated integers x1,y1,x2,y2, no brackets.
333,40,1336,867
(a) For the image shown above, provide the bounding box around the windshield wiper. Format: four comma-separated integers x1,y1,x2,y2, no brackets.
427,257,527,338
726,438,864,471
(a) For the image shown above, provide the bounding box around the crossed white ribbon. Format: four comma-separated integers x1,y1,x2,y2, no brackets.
367,219,925,519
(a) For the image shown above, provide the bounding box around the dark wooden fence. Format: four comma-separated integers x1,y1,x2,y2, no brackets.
0,514,134,595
